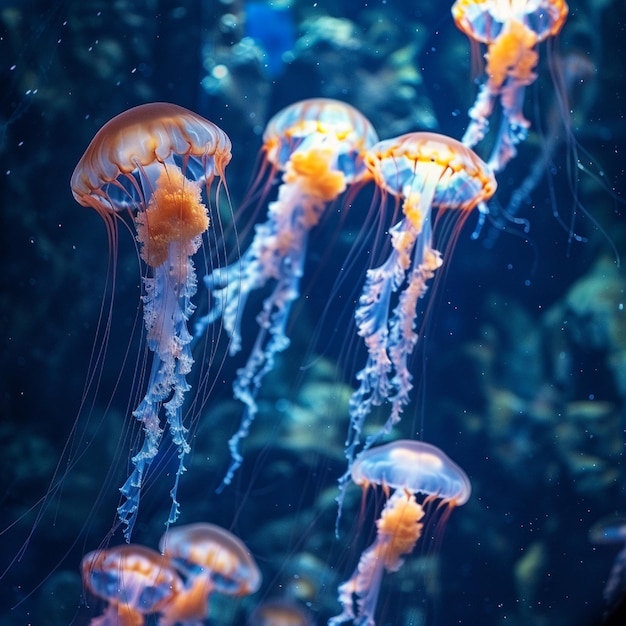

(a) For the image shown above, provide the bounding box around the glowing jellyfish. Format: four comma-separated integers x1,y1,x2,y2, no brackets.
157,522,262,625
71,103,232,540
195,98,378,488
81,545,183,626
452,0,569,171
342,132,495,503
330,440,471,626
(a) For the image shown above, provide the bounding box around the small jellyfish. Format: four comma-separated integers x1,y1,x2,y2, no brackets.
590,515,626,616
452,0,569,171
342,132,495,507
157,522,262,625
330,440,471,626
71,103,232,540
196,98,378,488
81,544,183,626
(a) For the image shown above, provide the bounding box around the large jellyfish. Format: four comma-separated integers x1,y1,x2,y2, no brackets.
452,0,569,171
341,132,495,505
158,522,261,625
71,102,232,540
330,440,471,626
195,98,378,488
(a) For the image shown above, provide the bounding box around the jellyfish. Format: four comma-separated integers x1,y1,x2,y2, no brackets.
71,102,232,540
81,544,183,626
451,0,569,171
590,515,626,616
341,132,495,507
157,522,262,625
330,440,471,626
195,98,378,488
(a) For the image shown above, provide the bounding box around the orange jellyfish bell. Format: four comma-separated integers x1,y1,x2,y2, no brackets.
451,0,569,170
71,102,231,220
263,97,378,183
157,523,261,625
71,103,232,540
81,544,183,626
331,440,471,626
451,0,569,46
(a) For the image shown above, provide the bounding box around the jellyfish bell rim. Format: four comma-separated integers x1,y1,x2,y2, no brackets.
364,130,497,209
159,522,262,595
70,101,232,212
351,440,472,506
451,0,569,44
263,97,377,145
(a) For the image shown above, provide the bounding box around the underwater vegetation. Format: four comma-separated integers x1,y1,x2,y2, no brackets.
0,1,625,625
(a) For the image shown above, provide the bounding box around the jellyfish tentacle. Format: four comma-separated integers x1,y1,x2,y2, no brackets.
383,245,442,441
115,166,209,540
351,245,406,423
463,18,539,169
218,162,332,488
340,224,440,524
371,187,441,444
330,547,383,626
484,20,538,170
453,0,569,171
118,241,200,539
346,213,440,454
330,491,425,626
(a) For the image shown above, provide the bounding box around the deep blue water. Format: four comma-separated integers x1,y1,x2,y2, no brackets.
1,1,625,625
